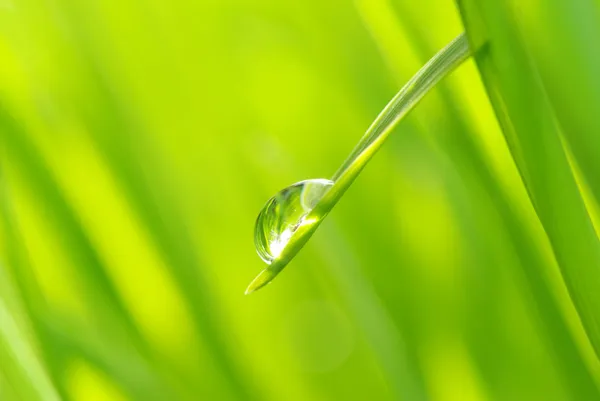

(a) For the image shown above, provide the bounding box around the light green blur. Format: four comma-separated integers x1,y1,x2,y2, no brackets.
1,0,600,400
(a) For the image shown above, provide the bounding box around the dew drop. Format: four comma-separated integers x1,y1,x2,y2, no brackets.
254,178,334,264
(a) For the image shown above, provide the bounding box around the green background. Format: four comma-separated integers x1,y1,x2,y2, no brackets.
2,0,600,400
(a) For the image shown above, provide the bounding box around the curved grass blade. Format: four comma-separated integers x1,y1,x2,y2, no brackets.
246,33,472,293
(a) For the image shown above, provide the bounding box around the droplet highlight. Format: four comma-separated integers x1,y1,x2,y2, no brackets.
254,178,333,264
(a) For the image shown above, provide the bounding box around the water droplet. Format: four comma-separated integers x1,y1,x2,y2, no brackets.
247,179,333,294
255,178,333,263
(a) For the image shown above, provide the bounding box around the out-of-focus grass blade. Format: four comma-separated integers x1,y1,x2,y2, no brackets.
0,169,178,400
0,292,60,401
457,0,600,359
0,105,152,352
318,224,429,401
41,316,173,401
0,163,70,401
32,1,256,396
0,370,18,401
0,105,176,398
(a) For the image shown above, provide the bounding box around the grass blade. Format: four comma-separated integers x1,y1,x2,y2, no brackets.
457,0,600,359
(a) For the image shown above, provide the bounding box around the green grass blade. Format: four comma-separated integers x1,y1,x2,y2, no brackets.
0,106,154,356
457,0,600,359
0,295,61,401
362,5,600,395
504,0,600,207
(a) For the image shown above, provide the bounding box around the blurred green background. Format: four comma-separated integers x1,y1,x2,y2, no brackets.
2,0,600,400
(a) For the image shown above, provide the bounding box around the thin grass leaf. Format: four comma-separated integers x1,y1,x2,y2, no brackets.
317,223,431,401
247,33,471,293
0,296,61,401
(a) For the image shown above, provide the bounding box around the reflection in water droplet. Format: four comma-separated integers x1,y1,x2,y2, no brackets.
254,179,333,264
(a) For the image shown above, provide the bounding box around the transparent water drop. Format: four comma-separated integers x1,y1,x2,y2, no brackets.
246,33,471,295
247,179,333,294
254,178,334,264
